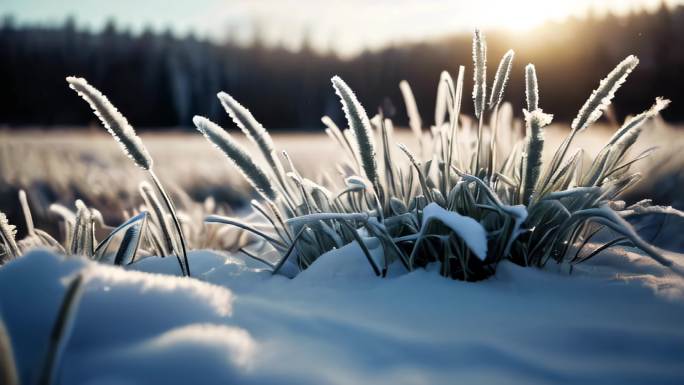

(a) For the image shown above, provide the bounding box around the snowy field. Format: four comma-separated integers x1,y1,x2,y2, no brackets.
2,245,684,385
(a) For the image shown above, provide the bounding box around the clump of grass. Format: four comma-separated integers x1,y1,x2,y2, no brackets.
198,29,682,280
0,189,153,268
66,77,190,276
0,212,20,262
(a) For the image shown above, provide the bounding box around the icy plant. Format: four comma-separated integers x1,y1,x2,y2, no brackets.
0,212,20,262
0,191,144,266
66,77,190,276
193,30,682,280
0,75,212,276
1,30,681,281
193,116,278,201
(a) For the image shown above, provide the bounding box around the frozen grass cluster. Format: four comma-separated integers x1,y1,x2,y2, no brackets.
1,30,681,281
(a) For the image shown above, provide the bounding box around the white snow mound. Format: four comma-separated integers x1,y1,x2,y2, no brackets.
1,246,684,385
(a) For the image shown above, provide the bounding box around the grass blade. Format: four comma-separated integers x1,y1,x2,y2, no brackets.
38,272,86,385
489,49,514,110
525,64,539,111
331,76,379,187
472,29,487,119
194,116,278,201
66,77,152,170
399,80,423,137
571,55,639,132
521,109,553,205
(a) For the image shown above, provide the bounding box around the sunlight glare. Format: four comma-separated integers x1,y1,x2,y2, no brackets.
480,0,573,31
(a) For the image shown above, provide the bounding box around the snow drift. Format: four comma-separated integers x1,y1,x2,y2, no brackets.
1,247,684,385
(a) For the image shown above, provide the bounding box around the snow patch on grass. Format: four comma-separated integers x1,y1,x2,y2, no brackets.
421,202,488,260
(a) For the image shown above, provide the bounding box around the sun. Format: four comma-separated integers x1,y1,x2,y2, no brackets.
480,0,575,31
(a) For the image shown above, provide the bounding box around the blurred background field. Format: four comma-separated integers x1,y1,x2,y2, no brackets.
1,0,683,245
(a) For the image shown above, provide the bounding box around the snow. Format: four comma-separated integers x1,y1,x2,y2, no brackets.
503,203,528,239
297,237,389,281
421,202,488,260
2,246,684,384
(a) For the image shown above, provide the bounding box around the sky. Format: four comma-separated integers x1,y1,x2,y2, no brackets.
2,0,680,55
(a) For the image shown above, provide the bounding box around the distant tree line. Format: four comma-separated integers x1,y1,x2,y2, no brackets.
1,4,682,131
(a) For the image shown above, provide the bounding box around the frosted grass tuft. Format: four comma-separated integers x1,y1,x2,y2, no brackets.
193,115,278,201
66,77,152,170
609,97,670,148
571,55,639,132
471,29,487,118
521,109,553,205
331,75,379,186
525,64,539,111
216,91,287,188
0,212,20,260
489,49,515,110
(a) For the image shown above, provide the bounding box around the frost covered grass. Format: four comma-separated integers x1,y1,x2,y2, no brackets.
2,30,684,282
66,77,190,276
188,30,682,280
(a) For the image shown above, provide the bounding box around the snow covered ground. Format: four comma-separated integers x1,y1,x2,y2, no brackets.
2,246,684,385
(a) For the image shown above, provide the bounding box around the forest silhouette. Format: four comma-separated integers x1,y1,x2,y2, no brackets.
1,3,682,130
